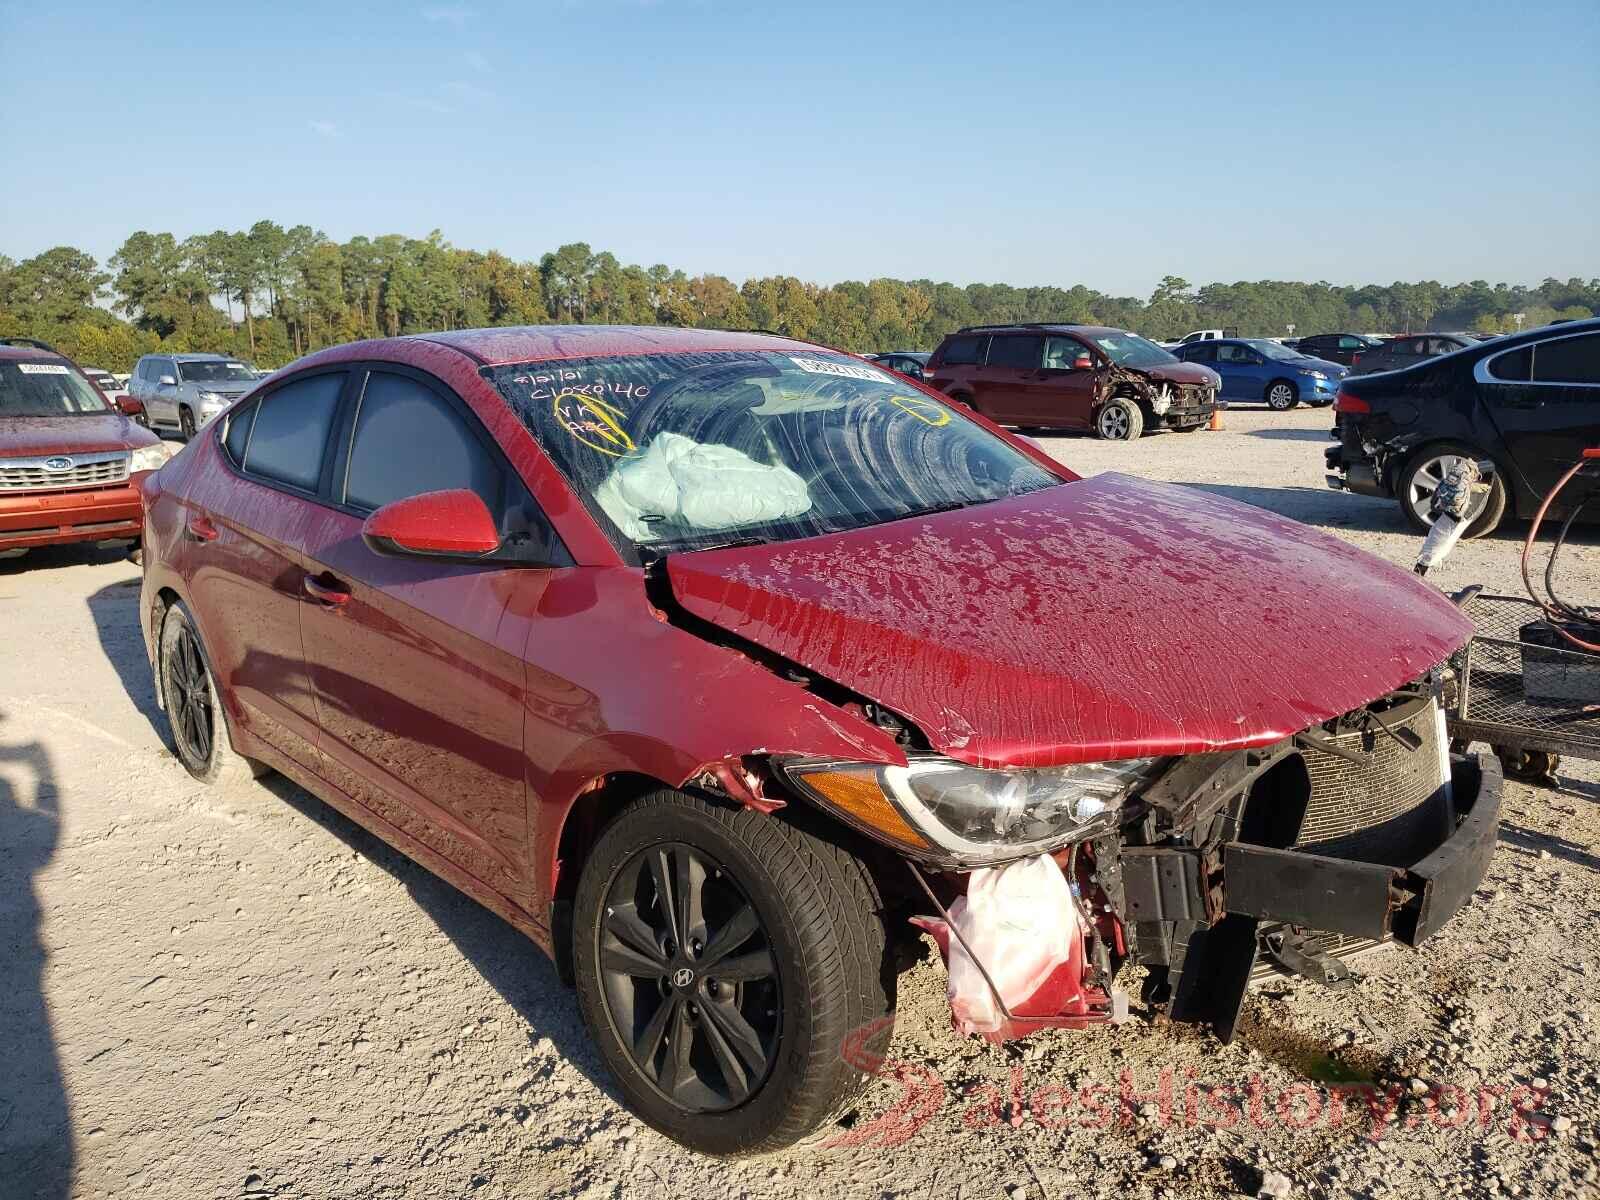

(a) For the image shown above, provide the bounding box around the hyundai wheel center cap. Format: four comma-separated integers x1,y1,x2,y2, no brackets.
671,967,695,988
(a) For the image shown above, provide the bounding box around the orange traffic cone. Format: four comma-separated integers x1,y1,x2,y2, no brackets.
1208,405,1224,431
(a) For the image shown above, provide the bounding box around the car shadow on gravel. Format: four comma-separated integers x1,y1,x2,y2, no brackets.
0,712,72,1198
0,543,132,578
86,578,169,747
1498,821,1600,871
258,774,622,1106
1176,482,1413,533
1246,428,1338,442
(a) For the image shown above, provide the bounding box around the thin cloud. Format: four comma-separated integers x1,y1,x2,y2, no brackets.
421,4,472,24
309,119,339,138
461,49,490,72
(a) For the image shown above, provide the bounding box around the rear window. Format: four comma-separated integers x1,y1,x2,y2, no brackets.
241,373,343,491
0,361,112,416
939,335,988,366
1531,333,1600,384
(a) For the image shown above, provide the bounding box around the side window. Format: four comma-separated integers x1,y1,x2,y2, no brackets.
1486,346,1533,382
987,335,1044,369
1340,336,1364,350
1216,344,1250,364
343,372,502,513
940,335,987,366
242,372,344,492
224,400,257,465
1530,334,1600,385
1043,336,1085,368
1185,343,1218,363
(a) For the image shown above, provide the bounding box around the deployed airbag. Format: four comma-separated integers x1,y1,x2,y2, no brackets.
593,431,812,542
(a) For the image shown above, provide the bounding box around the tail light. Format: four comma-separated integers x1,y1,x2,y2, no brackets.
1351,352,1364,366
1333,390,1370,414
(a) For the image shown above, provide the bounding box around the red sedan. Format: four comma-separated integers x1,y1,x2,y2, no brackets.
138,325,1497,1154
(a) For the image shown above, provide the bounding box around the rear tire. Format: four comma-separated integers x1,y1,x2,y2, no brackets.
1095,397,1144,441
1398,443,1508,538
572,789,892,1156
158,601,261,787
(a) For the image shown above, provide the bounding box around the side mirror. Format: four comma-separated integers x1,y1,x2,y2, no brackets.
362,489,501,559
116,396,144,417
1072,353,1094,371
158,374,177,387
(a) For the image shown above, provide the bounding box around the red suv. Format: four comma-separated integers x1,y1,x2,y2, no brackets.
925,323,1220,439
138,326,1496,1155
1,339,171,559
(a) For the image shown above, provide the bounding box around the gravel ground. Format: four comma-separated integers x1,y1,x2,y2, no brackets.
2,404,1597,1200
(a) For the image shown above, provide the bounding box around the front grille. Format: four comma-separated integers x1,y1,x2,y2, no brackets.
1295,696,1449,864
0,451,130,492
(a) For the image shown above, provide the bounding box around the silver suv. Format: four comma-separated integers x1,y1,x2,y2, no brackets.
129,353,259,439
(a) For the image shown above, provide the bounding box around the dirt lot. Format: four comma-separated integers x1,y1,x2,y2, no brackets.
2,405,1597,1200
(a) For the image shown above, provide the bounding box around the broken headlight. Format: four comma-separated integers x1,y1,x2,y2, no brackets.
780,756,1164,865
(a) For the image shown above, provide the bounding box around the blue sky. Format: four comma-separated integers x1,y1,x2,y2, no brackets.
2,0,1596,297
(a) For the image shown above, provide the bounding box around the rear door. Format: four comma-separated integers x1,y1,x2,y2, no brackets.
183,368,350,770
981,334,1046,424
1477,329,1600,505
297,365,565,909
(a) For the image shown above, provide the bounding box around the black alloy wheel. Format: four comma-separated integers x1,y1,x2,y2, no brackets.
596,841,780,1112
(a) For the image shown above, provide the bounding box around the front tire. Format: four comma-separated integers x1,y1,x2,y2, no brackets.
1095,397,1144,441
1265,381,1298,411
178,406,197,441
158,601,260,786
1398,443,1508,538
572,790,892,1156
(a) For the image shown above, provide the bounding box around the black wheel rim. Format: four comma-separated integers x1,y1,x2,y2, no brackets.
167,625,214,766
597,842,781,1113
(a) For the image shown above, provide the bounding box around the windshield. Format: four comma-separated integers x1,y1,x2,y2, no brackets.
489,350,1060,554
0,361,113,417
1248,340,1303,361
178,360,256,384
1090,334,1177,368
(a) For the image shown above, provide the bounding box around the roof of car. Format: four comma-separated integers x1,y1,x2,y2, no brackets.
0,345,70,364
388,325,819,367
952,323,1126,338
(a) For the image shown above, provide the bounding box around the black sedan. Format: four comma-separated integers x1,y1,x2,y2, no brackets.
1295,333,1387,367
1326,318,1600,536
1349,332,1477,376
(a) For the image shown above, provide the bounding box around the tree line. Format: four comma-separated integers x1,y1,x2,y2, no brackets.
1,222,1594,372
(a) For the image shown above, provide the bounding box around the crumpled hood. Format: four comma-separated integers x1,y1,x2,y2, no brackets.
1141,362,1219,387
667,474,1471,769
0,414,159,457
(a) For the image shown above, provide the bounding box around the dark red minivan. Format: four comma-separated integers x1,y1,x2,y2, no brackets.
138,326,1498,1155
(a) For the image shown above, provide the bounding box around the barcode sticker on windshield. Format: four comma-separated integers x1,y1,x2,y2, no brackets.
788,356,887,382
17,363,69,374
226,362,245,369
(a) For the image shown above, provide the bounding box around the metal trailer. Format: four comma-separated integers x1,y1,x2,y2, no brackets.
1445,589,1600,782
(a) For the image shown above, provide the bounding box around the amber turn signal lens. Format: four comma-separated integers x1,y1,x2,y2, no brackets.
794,767,930,851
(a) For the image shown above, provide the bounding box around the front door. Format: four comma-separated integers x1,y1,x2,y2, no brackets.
1032,335,1099,429
1479,330,1600,507
297,366,551,908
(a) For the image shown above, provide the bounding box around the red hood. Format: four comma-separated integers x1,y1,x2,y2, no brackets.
0,414,158,457
667,475,1471,769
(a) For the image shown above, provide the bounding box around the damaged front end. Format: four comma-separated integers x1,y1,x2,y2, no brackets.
780,676,1500,1044
1104,364,1218,431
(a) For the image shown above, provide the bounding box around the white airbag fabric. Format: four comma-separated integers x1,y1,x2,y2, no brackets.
594,431,812,541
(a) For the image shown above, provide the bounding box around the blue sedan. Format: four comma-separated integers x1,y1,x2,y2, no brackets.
1171,338,1347,410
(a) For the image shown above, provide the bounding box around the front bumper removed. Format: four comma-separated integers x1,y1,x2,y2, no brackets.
916,749,1501,1042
